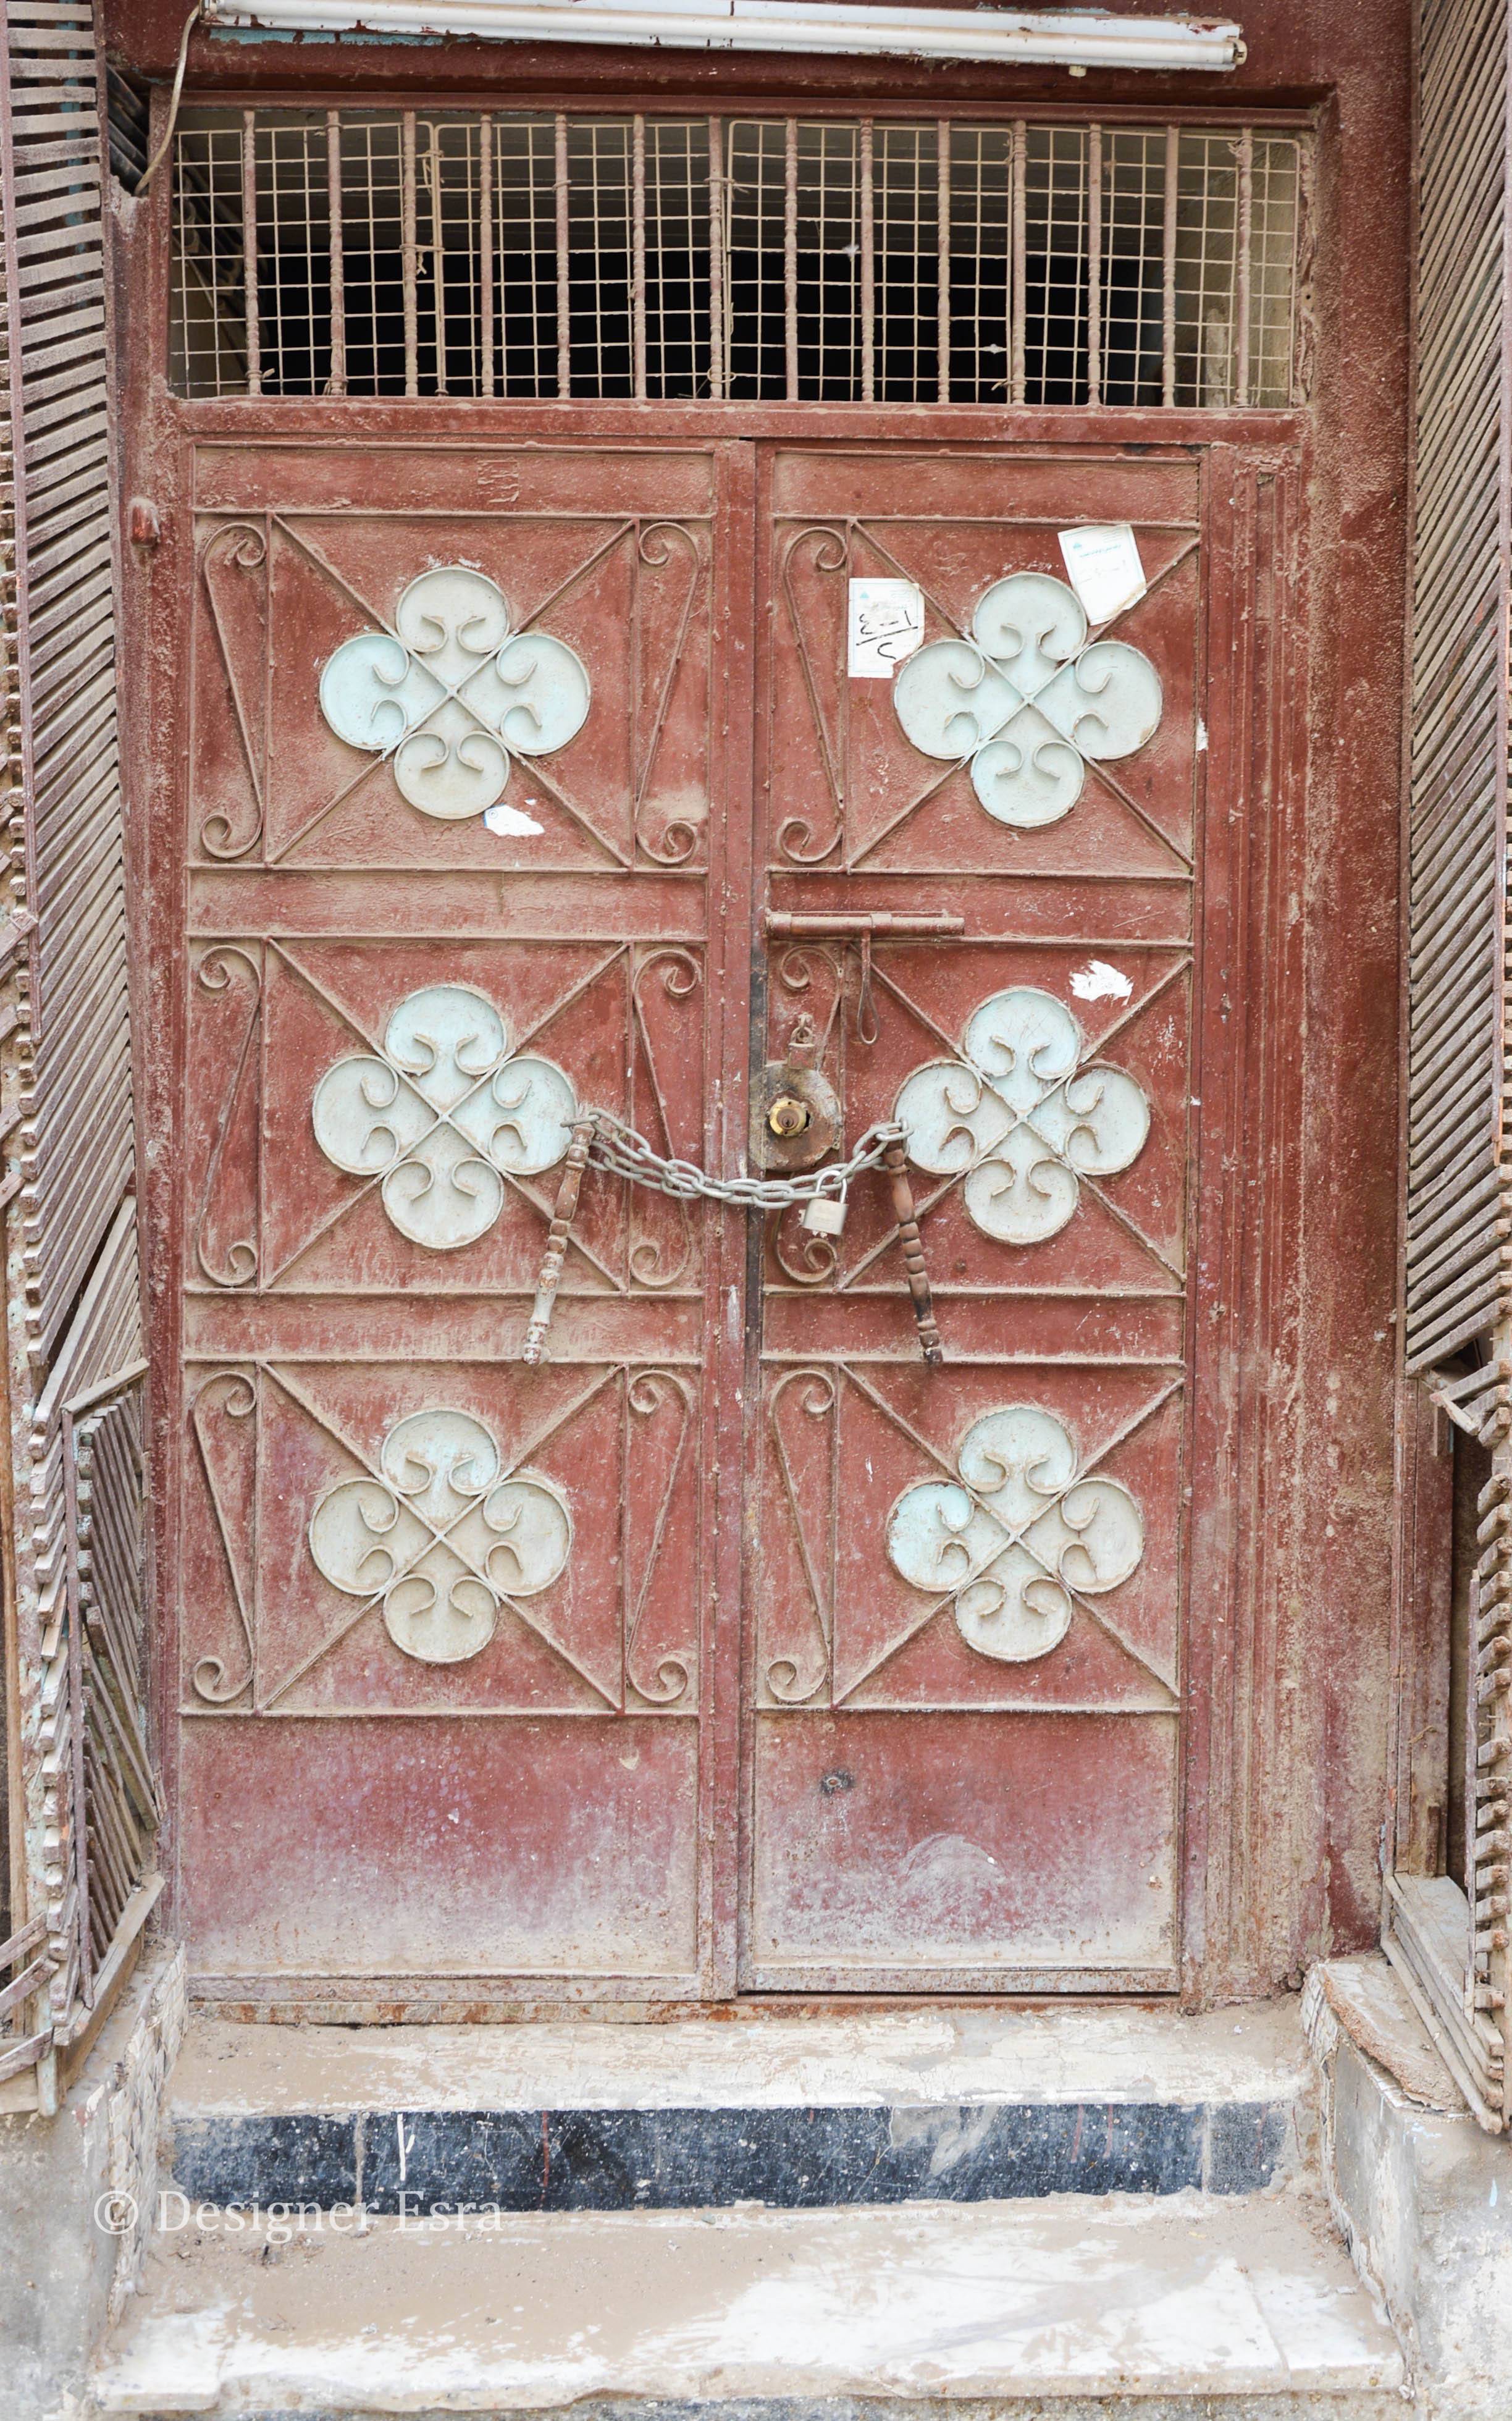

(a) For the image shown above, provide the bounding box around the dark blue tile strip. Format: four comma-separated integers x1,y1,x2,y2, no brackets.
169,2098,1288,2213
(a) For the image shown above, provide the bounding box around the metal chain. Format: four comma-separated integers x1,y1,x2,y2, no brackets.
583,1109,907,1210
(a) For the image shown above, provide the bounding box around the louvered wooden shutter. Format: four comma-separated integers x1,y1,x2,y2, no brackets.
1405,0,1510,1378
1391,0,1512,2132
0,0,154,2113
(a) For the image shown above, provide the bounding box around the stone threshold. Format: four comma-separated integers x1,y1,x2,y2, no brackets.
167,2002,1310,2215
171,2096,1295,2214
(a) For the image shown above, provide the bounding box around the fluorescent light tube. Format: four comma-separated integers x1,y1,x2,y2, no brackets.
203,0,1245,71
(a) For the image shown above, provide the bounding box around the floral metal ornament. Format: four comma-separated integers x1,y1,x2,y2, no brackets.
312,982,578,1251
885,1405,1143,1664
309,1407,571,1666
894,985,1149,1246
892,570,1162,827
318,565,590,821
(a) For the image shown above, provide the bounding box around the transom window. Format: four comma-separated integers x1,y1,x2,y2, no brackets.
172,108,1308,407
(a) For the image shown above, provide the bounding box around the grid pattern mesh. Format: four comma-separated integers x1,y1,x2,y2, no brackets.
171,110,1308,406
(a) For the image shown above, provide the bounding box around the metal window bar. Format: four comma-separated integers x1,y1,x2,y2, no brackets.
241,108,259,394
327,110,346,397
169,109,1306,412
708,116,724,401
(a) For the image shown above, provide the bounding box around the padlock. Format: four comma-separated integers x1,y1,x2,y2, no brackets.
800,1190,847,1239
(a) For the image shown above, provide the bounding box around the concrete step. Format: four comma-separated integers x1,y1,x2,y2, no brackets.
93,2190,1406,2417
164,2002,1314,2215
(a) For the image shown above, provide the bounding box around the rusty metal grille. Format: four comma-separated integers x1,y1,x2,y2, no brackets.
171,109,1309,406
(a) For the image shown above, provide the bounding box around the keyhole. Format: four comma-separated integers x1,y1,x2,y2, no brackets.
768,1095,812,1139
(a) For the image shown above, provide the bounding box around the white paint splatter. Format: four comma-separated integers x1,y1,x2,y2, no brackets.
1070,959,1133,1004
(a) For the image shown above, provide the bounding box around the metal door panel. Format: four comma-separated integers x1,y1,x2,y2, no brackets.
180,1717,701,1981
749,1712,1178,1986
747,442,1202,1990
177,441,732,1997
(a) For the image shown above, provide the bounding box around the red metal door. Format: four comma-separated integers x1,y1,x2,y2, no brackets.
166,429,1270,2005
746,445,1201,1992
175,440,747,1998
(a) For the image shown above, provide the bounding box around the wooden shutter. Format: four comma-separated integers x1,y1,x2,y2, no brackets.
0,0,154,2114
1390,0,1512,2131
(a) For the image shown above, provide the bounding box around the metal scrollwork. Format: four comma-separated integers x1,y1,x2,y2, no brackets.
894,985,1149,1245
193,945,262,1288
189,1370,258,1705
319,565,591,821
886,1405,1144,1664
892,570,1162,828
312,983,578,1251
198,520,268,861
308,1407,571,1667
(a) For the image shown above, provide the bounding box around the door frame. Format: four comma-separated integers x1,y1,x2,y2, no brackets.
110,32,1398,2006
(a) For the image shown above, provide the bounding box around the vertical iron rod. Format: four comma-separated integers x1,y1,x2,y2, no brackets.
936,117,951,405
1162,124,1179,408
784,119,799,402
555,112,571,398
242,110,260,395
1010,119,1027,405
326,111,345,398
479,115,495,398
632,114,648,400
430,122,448,396
708,115,724,401
860,118,875,403
1235,125,1254,407
1086,122,1102,406
401,110,419,397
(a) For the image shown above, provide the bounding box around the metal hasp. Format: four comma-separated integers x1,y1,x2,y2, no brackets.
765,911,964,1042
764,912,966,938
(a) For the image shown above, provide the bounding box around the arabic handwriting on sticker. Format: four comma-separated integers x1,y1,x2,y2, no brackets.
1057,523,1147,626
848,578,925,679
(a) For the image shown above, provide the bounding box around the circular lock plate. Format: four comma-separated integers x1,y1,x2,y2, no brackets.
753,1063,843,1173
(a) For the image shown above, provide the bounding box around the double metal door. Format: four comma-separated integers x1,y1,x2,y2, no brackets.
173,433,1236,2004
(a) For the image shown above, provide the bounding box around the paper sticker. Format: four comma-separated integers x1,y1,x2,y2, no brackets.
482,801,544,836
848,578,924,678
1057,523,1146,626
1070,958,1134,1004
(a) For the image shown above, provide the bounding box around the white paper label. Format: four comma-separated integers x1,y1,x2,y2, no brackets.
848,578,924,678
1057,523,1146,625
1070,958,1134,1004
482,801,544,836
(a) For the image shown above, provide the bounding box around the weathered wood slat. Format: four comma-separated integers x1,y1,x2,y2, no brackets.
0,3,152,2094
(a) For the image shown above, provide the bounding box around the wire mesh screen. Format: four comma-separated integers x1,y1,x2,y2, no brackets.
171,109,1308,406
